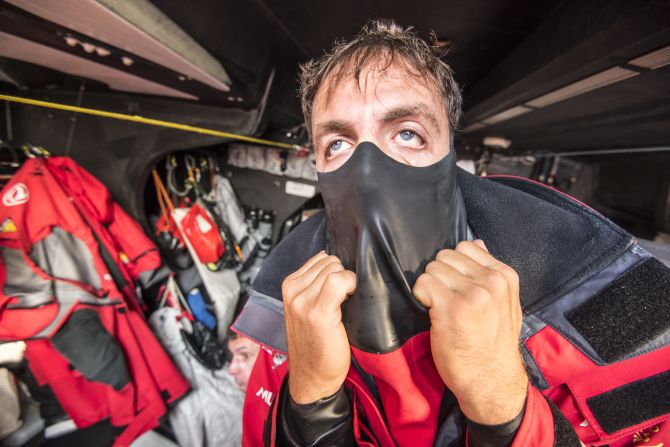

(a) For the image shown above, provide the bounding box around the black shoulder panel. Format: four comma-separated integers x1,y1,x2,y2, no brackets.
252,211,328,301
458,170,634,313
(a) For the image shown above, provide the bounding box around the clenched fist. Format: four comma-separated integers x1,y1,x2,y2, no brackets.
413,240,528,425
282,251,356,404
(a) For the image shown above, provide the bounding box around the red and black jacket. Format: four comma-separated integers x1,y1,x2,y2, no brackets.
0,157,189,446
233,169,670,446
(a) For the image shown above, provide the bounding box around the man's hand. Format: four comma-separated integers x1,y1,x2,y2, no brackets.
282,251,356,404
413,240,527,425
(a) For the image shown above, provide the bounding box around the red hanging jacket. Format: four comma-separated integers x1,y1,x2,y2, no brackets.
46,156,167,313
0,157,189,446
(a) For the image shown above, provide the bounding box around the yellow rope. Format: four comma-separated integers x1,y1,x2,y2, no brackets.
0,94,303,151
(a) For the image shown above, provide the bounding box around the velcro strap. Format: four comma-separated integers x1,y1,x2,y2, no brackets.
565,257,670,363
587,370,670,434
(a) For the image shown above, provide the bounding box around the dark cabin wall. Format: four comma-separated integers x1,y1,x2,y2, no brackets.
588,152,670,238
485,151,670,239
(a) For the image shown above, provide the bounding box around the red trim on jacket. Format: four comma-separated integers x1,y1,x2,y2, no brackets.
242,322,670,446
526,325,670,445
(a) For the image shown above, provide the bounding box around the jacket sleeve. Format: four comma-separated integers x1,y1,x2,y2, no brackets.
105,201,168,290
463,384,580,447
52,158,168,290
276,381,355,447
505,385,581,447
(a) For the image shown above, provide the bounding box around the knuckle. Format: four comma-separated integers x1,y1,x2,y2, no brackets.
323,272,342,289
281,278,295,298
485,269,505,284
503,265,520,284
425,260,440,275
414,273,435,294
328,262,345,273
286,295,305,314
414,273,430,287
435,249,452,262
455,240,471,252
413,274,428,294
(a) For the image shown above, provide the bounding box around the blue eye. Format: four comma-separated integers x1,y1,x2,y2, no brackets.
399,130,416,141
325,139,354,159
329,140,354,153
330,140,346,152
394,129,424,148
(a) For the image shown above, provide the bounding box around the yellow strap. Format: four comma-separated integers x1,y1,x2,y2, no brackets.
0,94,303,151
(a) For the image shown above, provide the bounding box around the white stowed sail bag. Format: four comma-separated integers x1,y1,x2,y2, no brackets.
149,300,243,447
173,207,240,342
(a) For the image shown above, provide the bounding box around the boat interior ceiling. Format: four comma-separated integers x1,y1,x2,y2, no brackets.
0,0,669,237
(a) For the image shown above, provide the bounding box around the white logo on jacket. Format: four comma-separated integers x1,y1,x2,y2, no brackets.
255,386,274,406
2,183,30,206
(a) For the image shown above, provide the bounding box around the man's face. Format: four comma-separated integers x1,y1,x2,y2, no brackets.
311,60,451,172
227,336,260,392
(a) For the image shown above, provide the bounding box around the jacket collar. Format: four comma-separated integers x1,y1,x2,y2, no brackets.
250,169,633,314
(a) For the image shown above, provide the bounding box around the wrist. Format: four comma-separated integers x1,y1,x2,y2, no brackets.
458,375,528,425
288,373,344,405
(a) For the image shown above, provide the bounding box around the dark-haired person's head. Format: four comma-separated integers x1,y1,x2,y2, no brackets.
299,19,462,172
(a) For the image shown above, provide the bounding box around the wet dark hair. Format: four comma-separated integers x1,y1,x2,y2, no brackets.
299,19,463,141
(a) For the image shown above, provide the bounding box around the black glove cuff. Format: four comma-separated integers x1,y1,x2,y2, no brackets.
466,403,526,447
277,379,354,447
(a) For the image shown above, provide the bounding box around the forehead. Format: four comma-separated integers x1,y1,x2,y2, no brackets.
313,58,445,122
228,337,257,352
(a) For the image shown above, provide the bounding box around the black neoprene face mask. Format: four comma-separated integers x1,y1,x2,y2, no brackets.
317,142,468,354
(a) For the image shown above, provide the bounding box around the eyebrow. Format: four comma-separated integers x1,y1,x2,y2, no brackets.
313,104,442,144
382,104,441,132
313,119,355,143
